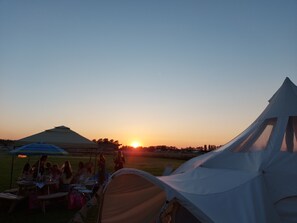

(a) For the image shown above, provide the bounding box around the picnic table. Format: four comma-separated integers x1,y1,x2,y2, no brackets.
16,179,68,213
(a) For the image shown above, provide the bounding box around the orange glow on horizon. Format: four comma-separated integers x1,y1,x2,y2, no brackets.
131,141,141,149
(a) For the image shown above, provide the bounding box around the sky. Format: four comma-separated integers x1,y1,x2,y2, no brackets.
0,0,296,148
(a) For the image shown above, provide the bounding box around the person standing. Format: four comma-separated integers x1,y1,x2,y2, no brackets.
114,150,125,172
97,153,106,185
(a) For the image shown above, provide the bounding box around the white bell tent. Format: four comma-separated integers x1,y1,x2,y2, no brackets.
98,77,297,223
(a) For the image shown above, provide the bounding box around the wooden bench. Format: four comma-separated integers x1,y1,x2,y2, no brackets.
3,188,19,194
37,192,68,213
0,192,25,213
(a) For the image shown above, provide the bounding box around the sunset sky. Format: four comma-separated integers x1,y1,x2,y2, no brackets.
1,1,296,148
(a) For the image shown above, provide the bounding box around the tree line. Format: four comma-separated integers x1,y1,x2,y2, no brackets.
92,138,221,153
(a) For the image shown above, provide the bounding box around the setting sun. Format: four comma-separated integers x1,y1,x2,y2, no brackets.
131,141,141,149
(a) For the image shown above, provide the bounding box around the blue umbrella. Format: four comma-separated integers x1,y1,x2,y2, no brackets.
10,143,68,156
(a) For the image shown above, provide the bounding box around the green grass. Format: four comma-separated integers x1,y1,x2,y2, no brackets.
0,153,186,223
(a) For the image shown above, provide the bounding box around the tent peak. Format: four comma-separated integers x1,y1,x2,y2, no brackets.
55,125,70,130
283,76,295,86
268,77,297,103
45,126,70,133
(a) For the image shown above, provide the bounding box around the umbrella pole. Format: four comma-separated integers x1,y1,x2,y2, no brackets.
37,157,41,180
9,156,15,189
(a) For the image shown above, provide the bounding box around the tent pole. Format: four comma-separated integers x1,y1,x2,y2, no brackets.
9,155,15,189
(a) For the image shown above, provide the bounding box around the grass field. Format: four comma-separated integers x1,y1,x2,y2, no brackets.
0,153,186,223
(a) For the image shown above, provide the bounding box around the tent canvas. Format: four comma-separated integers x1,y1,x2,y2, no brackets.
15,126,97,153
98,77,297,223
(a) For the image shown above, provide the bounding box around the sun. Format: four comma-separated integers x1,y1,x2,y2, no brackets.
131,141,141,149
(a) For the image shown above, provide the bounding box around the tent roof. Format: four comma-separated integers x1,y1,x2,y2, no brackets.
16,126,97,149
259,77,297,119
100,77,297,223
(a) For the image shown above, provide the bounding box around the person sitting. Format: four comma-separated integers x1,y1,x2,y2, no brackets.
32,155,48,179
86,161,94,176
44,162,52,177
73,161,87,183
59,160,73,192
83,161,94,182
51,164,61,180
49,164,61,192
21,162,33,180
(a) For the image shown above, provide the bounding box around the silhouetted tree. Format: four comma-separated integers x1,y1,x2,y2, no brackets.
94,138,121,151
